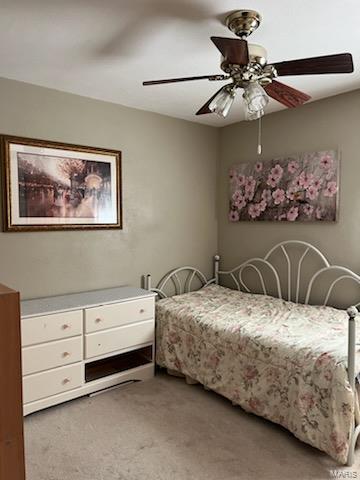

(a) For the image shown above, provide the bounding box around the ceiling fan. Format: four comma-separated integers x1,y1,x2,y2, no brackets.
142,10,354,121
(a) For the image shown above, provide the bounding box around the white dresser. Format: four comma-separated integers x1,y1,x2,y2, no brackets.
21,286,156,415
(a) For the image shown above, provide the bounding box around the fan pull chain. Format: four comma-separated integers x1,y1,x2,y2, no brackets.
257,116,262,155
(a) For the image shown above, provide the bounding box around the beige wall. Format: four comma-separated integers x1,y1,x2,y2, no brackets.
0,78,219,299
2,77,359,301
218,90,360,274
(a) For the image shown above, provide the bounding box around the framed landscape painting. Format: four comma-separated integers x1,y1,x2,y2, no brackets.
1,135,122,231
229,150,339,222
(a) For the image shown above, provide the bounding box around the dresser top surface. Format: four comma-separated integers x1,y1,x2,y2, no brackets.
21,286,156,318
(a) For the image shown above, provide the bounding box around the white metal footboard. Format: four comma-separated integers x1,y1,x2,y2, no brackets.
143,240,360,465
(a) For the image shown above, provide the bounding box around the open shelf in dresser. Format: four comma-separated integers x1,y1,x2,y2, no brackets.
85,345,153,383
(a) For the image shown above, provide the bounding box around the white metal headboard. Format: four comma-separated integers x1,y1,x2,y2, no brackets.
218,240,360,307
144,240,360,308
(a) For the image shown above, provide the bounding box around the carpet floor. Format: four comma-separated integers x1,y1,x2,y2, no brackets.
24,372,360,480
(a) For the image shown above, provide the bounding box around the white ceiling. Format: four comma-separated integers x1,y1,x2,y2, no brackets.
0,0,359,126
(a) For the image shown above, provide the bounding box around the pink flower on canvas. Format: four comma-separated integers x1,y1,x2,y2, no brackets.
323,181,337,197
261,189,272,203
232,190,242,202
259,199,267,212
229,210,239,222
237,174,246,187
255,162,263,172
299,171,314,189
231,190,244,206
315,207,323,220
266,173,279,188
306,185,319,201
244,190,255,201
311,177,323,190
229,168,237,181
271,164,284,180
248,203,261,219
232,191,246,210
277,213,287,221
287,206,299,222
271,163,284,178
237,198,246,210
286,186,296,201
292,176,302,189
287,160,299,174
320,154,333,169
272,188,285,205
303,204,314,216
244,176,256,201
245,176,256,189
232,191,246,209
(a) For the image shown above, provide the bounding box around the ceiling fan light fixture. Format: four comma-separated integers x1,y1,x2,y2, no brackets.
208,85,236,118
243,81,269,121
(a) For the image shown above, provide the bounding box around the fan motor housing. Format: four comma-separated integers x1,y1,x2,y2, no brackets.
225,10,261,38
220,43,267,73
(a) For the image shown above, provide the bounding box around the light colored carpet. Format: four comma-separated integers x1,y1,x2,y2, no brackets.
25,372,360,480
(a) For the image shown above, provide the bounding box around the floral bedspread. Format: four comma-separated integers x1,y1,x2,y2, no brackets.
156,284,360,464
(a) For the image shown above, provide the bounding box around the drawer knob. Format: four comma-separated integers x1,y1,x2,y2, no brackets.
95,318,102,323
140,309,145,314
62,352,71,358
62,378,70,385
62,324,70,330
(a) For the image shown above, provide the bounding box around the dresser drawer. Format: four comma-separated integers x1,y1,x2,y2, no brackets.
85,320,154,359
23,363,82,404
85,297,154,333
22,337,82,376
21,310,83,346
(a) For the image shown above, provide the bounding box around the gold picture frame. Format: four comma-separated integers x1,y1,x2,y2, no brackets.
1,135,122,232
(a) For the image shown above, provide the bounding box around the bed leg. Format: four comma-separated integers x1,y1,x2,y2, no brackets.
214,255,220,285
348,425,360,466
144,274,152,291
347,306,358,466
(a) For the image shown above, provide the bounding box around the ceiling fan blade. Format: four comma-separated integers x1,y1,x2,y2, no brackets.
143,74,227,86
211,37,249,65
196,86,225,115
264,80,311,108
273,53,353,76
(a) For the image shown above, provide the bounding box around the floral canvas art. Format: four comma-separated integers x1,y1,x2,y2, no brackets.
229,150,339,222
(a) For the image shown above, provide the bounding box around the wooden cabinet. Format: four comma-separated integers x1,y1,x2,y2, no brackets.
0,284,25,480
21,286,156,415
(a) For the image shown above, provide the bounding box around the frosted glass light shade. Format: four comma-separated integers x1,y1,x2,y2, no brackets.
243,81,269,121
209,86,236,118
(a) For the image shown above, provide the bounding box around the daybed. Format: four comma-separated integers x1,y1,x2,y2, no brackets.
144,241,360,465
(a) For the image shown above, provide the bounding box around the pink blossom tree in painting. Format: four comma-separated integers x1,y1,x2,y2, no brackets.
229,150,338,222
